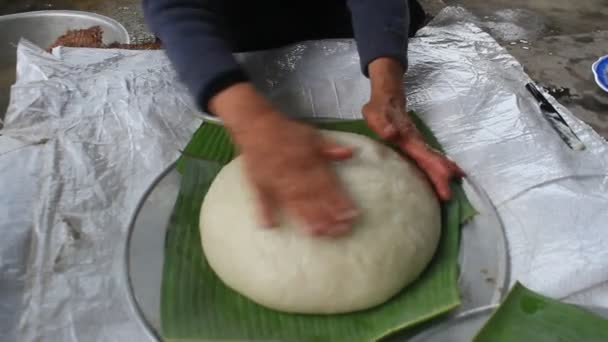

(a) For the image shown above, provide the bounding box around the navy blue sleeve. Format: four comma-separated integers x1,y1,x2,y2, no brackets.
347,0,410,76
143,0,247,112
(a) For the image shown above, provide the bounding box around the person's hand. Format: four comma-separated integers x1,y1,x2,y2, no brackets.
363,98,464,200
237,114,359,236
210,83,358,236
364,58,464,200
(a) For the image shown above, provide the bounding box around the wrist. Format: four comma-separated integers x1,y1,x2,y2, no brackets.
368,57,404,77
368,57,405,104
208,82,283,142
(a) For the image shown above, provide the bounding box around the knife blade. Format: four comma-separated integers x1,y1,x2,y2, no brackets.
525,82,585,151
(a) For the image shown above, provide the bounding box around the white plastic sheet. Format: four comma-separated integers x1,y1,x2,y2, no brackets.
1,41,201,341
1,7,608,342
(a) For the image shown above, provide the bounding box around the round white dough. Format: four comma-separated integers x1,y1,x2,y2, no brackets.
200,130,441,314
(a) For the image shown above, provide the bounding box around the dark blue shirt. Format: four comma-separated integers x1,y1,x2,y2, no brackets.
143,0,411,112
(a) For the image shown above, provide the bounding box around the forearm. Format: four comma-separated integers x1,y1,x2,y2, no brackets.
368,57,405,104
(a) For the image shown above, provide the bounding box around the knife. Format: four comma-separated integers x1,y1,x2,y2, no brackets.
525,82,585,151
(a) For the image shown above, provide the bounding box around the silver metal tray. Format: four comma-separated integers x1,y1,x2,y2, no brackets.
194,112,341,125
123,162,509,340
408,304,608,342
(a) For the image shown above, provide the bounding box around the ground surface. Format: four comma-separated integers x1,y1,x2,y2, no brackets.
444,0,608,138
1,0,606,137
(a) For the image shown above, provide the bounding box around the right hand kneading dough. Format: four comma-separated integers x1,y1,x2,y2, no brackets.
200,131,441,314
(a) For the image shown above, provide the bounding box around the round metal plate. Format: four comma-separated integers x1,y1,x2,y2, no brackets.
124,163,509,340
408,305,608,342
457,177,510,314
193,111,349,125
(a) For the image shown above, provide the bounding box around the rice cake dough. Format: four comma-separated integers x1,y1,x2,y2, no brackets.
200,130,441,314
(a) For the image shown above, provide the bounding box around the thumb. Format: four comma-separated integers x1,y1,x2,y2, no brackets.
363,103,398,140
320,138,353,160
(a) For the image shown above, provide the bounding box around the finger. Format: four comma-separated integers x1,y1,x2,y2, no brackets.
310,202,353,237
392,117,418,141
316,173,358,236
256,189,278,228
411,156,454,201
322,201,357,237
320,138,354,161
450,161,466,178
284,178,337,236
289,199,334,236
310,197,356,237
428,170,452,200
324,223,351,237
325,190,358,224
290,168,357,236
394,133,428,159
363,105,398,140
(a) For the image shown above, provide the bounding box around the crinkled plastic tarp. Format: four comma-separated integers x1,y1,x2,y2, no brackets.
0,39,201,342
1,7,608,342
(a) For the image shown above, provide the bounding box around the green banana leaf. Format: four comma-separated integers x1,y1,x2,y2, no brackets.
176,114,476,222
162,115,474,341
474,282,608,342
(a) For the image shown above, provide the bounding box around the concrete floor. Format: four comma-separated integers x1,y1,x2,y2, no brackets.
1,0,607,137
444,0,608,137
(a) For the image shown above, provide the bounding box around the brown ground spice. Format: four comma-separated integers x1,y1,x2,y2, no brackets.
49,26,162,51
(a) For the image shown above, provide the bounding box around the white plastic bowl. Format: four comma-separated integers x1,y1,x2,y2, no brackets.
0,10,130,118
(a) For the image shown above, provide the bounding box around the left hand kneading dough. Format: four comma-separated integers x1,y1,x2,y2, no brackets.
200,130,441,314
